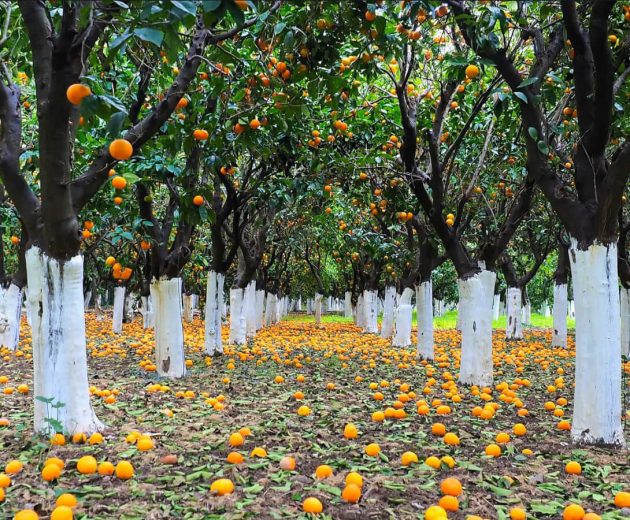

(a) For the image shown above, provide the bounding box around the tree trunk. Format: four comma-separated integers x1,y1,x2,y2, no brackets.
124,292,135,323
380,286,397,339
621,286,630,358
140,295,154,329
363,290,378,333
0,283,22,351
458,269,495,386
84,290,92,309
355,294,364,327
314,293,323,325
506,286,523,340
344,291,352,318
183,293,194,323
26,247,103,434
151,277,186,378
204,271,224,356
569,239,624,445
229,288,246,345
392,287,414,347
256,289,265,329
492,294,501,321
265,292,277,326
244,281,257,338
112,286,125,334
552,283,568,347
416,280,433,359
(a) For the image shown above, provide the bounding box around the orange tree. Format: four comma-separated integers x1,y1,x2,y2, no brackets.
445,0,628,445
0,0,281,434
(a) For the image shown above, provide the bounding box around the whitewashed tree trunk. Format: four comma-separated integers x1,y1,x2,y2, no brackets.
296,297,302,311
455,301,462,331
264,293,276,326
0,284,22,351
363,290,379,333
229,288,247,345
24,287,32,326
569,239,624,445
492,294,501,321
95,293,105,321
314,293,323,325
458,269,495,386
380,286,397,339
344,291,353,318
306,298,313,315
392,287,414,346
543,302,550,317
84,290,92,309
355,294,364,327
569,300,575,318
183,294,194,323
112,286,125,334
506,287,523,339
124,292,135,322
621,286,630,358
416,281,433,359
204,271,224,356
244,282,257,338
552,282,568,348
26,247,103,434
140,295,154,329
256,290,265,329
151,277,186,378
522,300,532,326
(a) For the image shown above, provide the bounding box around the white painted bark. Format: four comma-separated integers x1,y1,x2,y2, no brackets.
392,288,414,347
416,281,433,359
543,302,550,317
112,286,125,334
204,271,224,356
458,270,495,386
380,286,397,339
552,282,568,348
229,288,247,345
569,300,575,318
24,287,32,326
363,290,379,333
455,301,462,331
0,284,22,351
344,291,353,318
140,295,154,329
434,299,444,318
124,292,136,322
94,293,105,321
183,293,194,323
151,277,186,378
244,282,257,338
492,294,501,321
26,247,103,434
569,239,624,445
264,293,276,326
314,293,323,325
621,286,630,358
84,290,92,309
506,287,523,340
355,294,364,327
522,301,532,326
296,297,302,312
256,290,265,329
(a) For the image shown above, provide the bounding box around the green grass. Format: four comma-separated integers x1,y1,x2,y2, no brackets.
283,309,576,329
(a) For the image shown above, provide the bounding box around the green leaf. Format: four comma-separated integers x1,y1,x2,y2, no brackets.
513,91,528,104
202,0,222,11
518,77,539,88
537,140,549,155
134,28,164,47
528,127,538,140
106,111,127,139
171,0,198,17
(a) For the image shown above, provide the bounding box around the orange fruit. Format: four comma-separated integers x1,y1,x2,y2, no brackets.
443,432,460,445
45,458,64,470
249,118,261,129
563,503,585,520
513,423,527,436
56,494,78,508
210,478,234,495
14,511,39,520
0,473,11,487
76,456,97,474
565,461,582,475
345,471,363,488
303,497,323,514
42,463,61,481
440,477,462,496
364,443,381,456
250,447,267,458
425,505,448,519
109,139,133,160
438,495,459,512
66,83,91,105
432,423,446,436
401,451,419,466
614,491,630,508
343,423,358,439
6,460,23,474
279,456,296,471
229,432,245,447
485,444,502,457
193,195,204,206
137,436,154,451
465,64,480,79
193,129,209,140
115,460,134,479
111,176,127,190
297,405,311,416
50,505,73,520
496,432,511,444
510,507,527,520
342,483,361,503
315,465,333,479
226,452,244,464
98,461,115,475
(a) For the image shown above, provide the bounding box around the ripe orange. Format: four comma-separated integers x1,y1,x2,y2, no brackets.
513,423,527,436
443,432,460,445
249,118,261,129
50,505,73,520
56,493,78,508
279,456,296,471
614,491,630,508
193,129,209,140
5,460,23,474
440,477,462,496
425,505,448,519
14,510,39,520
485,444,502,457
342,483,361,503
229,432,244,447
465,64,480,79
111,176,127,190
297,405,311,416
496,432,511,444
77,456,97,474
137,436,154,451
438,495,459,512
345,471,363,488
109,139,133,160
98,461,115,475
432,423,446,436
115,460,134,479
42,463,61,481
0,473,11,487
343,423,358,439
563,503,585,520
565,461,582,475
303,497,323,514
401,451,419,466
66,83,91,105
364,443,381,456
210,478,234,495
193,195,204,206
315,465,333,479
510,507,527,520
